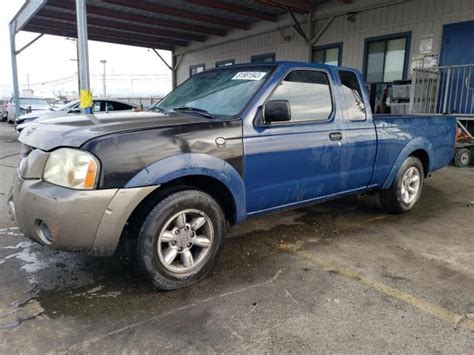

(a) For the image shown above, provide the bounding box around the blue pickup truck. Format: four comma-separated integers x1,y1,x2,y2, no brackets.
9,62,456,289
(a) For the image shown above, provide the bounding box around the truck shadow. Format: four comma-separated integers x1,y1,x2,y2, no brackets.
21,183,450,323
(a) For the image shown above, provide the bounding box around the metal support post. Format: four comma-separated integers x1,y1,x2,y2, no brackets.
76,0,92,114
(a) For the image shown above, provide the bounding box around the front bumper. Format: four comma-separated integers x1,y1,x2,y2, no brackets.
8,171,157,256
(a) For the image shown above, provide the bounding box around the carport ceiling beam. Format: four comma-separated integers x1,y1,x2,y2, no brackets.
10,0,47,33
45,0,226,36
152,48,182,72
289,10,308,43
103,0,248,30
28,18,189,47
257,0,318,14
15,33,44,55
24,24,173,50
35,11,206,42
310,16,334,46
185,0,277,22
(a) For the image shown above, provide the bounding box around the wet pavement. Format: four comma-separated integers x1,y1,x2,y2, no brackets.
0,121,473,353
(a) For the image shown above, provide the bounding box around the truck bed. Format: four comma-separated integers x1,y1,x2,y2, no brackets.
371,114,456,187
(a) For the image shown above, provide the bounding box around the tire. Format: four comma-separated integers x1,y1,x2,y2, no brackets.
380,156,424,214
137,189,226,290
454,148,471,168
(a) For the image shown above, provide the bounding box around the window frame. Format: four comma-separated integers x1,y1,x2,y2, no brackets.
363,32,412,84
257,67,336,127
189,63,206,77
251,53,276,63
215,59,235,67
312,42,343,66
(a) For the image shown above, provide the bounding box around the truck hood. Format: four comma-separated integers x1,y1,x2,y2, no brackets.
18,111,212,151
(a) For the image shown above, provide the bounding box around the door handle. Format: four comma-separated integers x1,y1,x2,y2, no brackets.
329,132,343,141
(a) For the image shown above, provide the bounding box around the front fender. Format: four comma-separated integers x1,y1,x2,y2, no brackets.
381,137,433,189
124,153,246,223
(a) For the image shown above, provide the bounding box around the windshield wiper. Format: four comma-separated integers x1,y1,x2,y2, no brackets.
172,106,215,118
149,106,167,113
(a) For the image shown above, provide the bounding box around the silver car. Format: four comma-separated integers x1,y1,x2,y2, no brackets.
6,97,52,123
15,99,137,132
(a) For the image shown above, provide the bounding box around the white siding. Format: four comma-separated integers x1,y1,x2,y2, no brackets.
176,0,474,84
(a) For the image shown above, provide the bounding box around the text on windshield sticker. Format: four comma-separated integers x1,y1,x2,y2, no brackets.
232,72,267,80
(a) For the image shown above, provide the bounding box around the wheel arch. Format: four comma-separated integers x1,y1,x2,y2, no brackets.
115,154,246,252
382,138,433,189
409,149,430,177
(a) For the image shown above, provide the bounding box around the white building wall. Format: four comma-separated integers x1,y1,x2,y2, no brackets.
176,0,474,85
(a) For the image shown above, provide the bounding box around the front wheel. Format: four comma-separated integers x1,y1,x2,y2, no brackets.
137,189,226,290
380,156,424,214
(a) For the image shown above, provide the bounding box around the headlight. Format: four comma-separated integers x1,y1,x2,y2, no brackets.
43,148,99,189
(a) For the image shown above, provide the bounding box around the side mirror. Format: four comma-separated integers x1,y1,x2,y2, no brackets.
263,100,291,124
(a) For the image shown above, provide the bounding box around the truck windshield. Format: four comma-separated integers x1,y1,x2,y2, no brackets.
153,65,275,117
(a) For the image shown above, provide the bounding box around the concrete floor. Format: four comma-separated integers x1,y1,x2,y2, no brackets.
0,121,473,353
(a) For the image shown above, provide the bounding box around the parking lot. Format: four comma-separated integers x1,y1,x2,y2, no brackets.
0,120,473,353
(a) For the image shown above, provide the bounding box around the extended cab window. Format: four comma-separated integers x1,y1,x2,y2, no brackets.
269,70,332,122
338,70,366,121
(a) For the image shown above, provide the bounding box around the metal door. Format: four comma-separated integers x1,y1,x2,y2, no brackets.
439,21,474,114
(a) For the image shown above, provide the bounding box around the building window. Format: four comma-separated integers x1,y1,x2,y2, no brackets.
364,33,411,83
251,53,275,63
189,63,205,77
269,70,333,123
312,43,342,66
216,59,235,67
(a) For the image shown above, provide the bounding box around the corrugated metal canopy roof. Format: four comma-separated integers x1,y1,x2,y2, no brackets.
12,0,331,51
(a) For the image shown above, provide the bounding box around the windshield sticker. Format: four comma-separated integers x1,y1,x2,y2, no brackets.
232,72,267,81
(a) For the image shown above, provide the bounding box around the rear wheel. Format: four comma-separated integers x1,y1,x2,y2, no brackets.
380,156,424,214
137,189,226,290
454,148,471,168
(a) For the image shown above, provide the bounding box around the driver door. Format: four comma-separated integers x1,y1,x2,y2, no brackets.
244,69,347,214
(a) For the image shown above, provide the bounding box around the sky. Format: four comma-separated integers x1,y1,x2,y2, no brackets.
0,0,172,99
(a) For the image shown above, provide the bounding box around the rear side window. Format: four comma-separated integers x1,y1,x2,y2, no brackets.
338,70,366,121
112,102,133,110
269,70,333,122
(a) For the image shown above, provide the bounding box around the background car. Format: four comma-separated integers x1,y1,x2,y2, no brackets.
15,99,138,132
6,97,52,123
0,99,8,121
